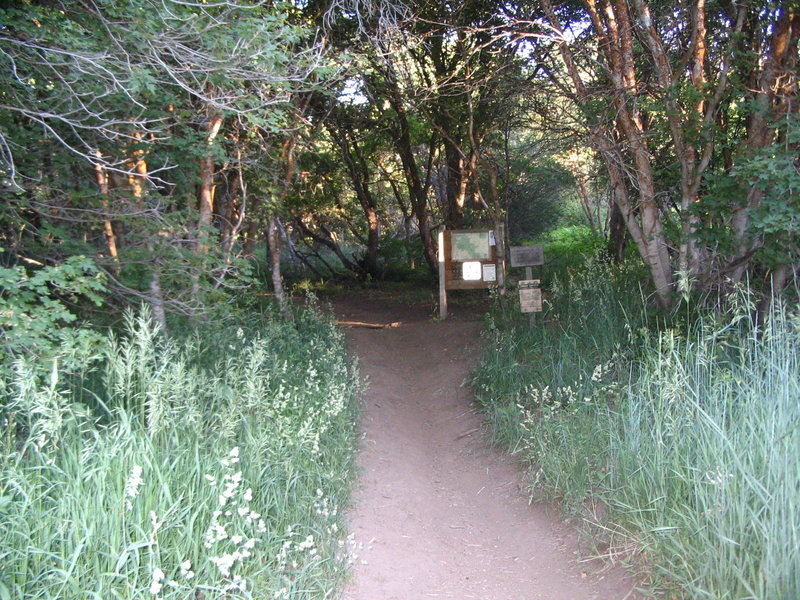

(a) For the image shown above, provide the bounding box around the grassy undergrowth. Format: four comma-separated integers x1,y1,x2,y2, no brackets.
472,259,800,599
0,300,359,599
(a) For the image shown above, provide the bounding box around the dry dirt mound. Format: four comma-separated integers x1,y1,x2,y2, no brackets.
332,291,638,600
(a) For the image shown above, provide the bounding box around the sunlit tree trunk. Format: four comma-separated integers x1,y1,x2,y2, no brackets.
93,150,119,275
127,139,168,332
632,0,744,283
191,109,224,300
197,109,224,254
543,0,674,308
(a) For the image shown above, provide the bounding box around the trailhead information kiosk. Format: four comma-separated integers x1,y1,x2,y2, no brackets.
437,229,499,319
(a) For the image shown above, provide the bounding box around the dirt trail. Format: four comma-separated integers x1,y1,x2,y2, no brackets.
333,292,637,600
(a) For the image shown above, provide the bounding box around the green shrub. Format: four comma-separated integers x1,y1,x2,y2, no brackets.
539,226,606,279
0,256,107,376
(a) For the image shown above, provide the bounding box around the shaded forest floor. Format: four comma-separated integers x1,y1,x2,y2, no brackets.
328,290,641,600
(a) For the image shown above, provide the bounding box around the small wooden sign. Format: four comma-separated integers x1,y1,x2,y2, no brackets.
519,279,542,313
510,245,544,267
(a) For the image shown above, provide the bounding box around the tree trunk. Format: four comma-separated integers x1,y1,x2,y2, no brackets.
268,216,292,320
731,8,798,284
197,110,224,254
632,0,745,284
127,140,168,333
242,196,262,258
93,151,120,274
294,217,363,274
542,0,674,308
383,75,437,274
443,139,467,229
221,150,247,261
574,169,598,236
607,199,627,262
328,124,381,277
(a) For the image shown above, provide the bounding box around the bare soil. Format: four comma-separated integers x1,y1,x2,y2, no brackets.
332,290,639,600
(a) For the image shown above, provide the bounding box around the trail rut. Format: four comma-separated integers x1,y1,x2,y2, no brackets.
333,292,637,600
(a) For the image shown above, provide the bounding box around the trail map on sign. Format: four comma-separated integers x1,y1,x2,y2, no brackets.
451,231,491,261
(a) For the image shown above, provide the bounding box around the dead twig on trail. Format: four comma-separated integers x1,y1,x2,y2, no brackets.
337,320,403,329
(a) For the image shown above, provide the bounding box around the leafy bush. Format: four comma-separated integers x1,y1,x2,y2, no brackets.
0,255,107,374
538,226,607,278
0,302,359,599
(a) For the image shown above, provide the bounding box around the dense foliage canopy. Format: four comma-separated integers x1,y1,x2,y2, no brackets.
1,0,798,351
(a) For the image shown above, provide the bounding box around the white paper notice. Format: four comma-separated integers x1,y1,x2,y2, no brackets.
462,261,482,280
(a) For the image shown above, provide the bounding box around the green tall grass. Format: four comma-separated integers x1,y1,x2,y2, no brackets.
473,260,800,599
0,302,359,599
473,257,649,465
608,300,800,598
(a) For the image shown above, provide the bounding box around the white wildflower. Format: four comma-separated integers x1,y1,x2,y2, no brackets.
124,465,144,511
149,511,162,538
180,560,195,580
221,447,241,468
149,567,165,595
209,552,237,577
298,535,315,550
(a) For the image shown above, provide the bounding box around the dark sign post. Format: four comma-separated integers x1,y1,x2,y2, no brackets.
438,229,499,319
509,245,544,326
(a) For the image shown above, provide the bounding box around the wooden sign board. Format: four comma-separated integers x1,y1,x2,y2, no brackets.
510,245,544,267
440,230,498,290
519,279,542,313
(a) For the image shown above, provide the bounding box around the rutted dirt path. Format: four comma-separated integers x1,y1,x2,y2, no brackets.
333,292,637,600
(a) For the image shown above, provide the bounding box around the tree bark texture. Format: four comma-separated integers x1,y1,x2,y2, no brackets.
126,141,168,332
93,151,120,273
542,0,674,308
197,110,224,254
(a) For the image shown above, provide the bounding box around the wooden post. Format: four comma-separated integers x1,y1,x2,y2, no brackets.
527,264,535,329
494,220,506,293
438,229,447,320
